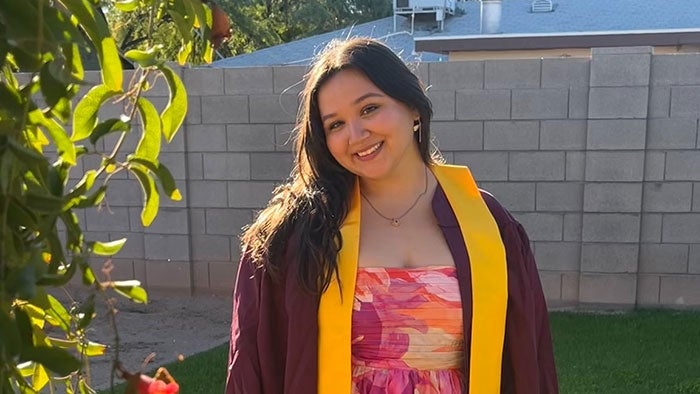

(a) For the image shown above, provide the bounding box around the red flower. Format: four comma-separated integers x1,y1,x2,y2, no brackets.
123,367,179,394
147,379,180,394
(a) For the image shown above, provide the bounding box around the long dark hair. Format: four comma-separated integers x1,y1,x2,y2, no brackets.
241,37,435,293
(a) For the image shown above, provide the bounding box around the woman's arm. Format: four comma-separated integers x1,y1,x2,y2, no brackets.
515,222,559,393
225,255,263,394
480,191,559,393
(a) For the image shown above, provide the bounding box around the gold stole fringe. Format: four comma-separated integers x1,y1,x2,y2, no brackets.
318,164,508,393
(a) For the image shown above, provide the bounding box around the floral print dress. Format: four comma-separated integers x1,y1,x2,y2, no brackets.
351,266,465,394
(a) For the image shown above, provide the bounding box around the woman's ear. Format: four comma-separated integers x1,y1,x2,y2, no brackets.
411,107,420,121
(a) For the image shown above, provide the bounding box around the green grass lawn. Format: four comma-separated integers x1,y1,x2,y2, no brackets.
99,310,700,393
551,309,700,394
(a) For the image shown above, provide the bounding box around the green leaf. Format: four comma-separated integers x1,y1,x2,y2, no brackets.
128,157,182,201
1,379,13,394
130,165,160,226
45,336,98,355
7,197,39,229
25,126,51,154
71,84,120,142
98,44,123,91
40,62,72,122
27,109,76,165
15,308,33,348
60,211,84,251
172,0,196,31
64,42,84,81
0,0,56,56
73,254,96,285
29,288,52,310
58,0,123,90
194,2,215,63
134,97,162,163
90,238,127,256
168,8,193,65
46,337,77,348
46,231,68,273
190,0,210,33
32,364,50,392
77,294,95,330
0,150,13,193
82,265,96,285
177,40,193,66
66,169,97,200
89,117,131,145
77,341,107,357
49,162,69,197
45,295,71,332
113,283,148,304
7,138,48,167
35,258,77,287
24,192,64,214
0,81,26,118
158,65,187,143
18,361,35,378
21,346,81,376
20,303,47,329
124,48,161,68
72,185,107,209
10,264,38,301
0,309,21,357
114,0,139,12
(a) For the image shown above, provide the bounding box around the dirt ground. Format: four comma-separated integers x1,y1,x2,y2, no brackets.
84,292,232,390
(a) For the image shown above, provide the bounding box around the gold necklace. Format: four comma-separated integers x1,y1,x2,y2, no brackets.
360,166,428,227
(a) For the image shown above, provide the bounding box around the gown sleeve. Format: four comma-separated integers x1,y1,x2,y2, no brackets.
502,220,559,393
225,255,263,394
520,221,558,393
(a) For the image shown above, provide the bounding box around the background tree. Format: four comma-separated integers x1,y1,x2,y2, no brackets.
219,0,392,55
0,0,225,392
106,0,392,60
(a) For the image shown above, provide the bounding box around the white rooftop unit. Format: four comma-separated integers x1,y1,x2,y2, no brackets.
393,0,456,32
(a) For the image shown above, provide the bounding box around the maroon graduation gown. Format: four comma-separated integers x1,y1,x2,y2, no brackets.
226,186,559,393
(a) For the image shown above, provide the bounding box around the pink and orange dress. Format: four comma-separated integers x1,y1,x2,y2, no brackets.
351,266,466,394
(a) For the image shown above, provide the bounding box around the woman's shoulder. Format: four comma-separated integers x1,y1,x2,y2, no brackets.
478,189,519,230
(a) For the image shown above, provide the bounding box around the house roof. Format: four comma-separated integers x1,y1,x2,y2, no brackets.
440,0,700,36
212,0,700,68
211,16,448,68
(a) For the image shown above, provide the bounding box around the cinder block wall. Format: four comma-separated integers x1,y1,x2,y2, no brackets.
68,47,699,308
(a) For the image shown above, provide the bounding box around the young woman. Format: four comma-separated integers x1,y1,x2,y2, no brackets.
225,38,558,394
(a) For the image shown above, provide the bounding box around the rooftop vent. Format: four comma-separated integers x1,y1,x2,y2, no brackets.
531,0,553,13
393,0,456,32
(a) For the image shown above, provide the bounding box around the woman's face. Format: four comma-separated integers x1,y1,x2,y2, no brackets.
317,69,421,182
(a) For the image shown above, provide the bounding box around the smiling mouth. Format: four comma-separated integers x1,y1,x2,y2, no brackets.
356,142,382,158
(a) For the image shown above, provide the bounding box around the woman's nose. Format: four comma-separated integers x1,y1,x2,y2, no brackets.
348,120,368,143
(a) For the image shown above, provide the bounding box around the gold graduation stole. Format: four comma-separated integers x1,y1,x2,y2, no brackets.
318,164,508,393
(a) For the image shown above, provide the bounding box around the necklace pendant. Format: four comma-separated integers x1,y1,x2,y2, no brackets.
390,218,400,227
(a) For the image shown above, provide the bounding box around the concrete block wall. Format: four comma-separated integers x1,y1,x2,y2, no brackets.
434,56,590,307
57,48,700,307
431,48,698,308
640,51,700,307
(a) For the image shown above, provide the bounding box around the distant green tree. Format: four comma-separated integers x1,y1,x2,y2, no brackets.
106,0,392,60
221,0,392,46
105,0,230,64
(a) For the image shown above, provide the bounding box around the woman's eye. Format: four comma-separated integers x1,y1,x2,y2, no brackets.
361,105,378,115
327,121,343,131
